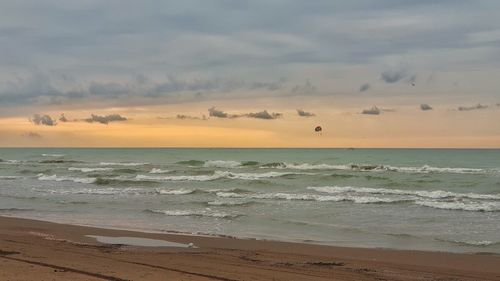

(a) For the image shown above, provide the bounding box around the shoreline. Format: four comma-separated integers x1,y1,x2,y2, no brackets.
1,216,500,280
2,213,497,255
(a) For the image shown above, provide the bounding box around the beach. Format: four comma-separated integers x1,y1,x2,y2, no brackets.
1,216,499,281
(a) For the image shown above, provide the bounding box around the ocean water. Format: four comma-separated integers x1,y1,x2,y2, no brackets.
1,148,499,253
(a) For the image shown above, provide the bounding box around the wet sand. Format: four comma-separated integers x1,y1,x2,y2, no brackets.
0,216,499,281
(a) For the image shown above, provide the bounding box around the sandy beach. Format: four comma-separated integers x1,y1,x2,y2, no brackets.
0,216,498,281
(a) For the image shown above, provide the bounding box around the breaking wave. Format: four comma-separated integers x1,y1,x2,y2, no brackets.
68,167,114,173
99,162,150,166
0,176,20,180
34,187,145,195
145,209,241,219
436,239,500,247
134,170,311,182
37,174,96,184
206,200,255,207
307,186,500,212
203,160,242,168
155,188,195,195
307,186,500,200
415,200,500,212
41,154,65,157
215,191,406,204
262,162,490,174
149,168,171,174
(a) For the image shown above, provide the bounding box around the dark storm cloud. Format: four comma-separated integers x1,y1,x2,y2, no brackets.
85,114,127,124
359,83,370,92
420,104,433,111
297,109,315,117
457,104,488,111
361,106,381,115
31,114,57,126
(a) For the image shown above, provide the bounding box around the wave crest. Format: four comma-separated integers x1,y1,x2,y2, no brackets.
145,209,241,219
37,174,96,184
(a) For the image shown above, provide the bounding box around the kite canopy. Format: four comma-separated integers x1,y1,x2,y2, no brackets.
314,126,322,132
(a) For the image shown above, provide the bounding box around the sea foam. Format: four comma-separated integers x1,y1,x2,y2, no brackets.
68,167,114,173
37,174,96,184
145,209,240,219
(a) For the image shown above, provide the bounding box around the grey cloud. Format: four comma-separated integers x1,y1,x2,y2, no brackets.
176,114,206,120
23,132,42,138
361,106,381,115
408,75,417,85
380,70,408,84
85,114,127,124
359,83,370,92
0,73,286,108
59,113,68,122
458,104,488,111
208,107,230,118
1,1,500,110
208,107,282,119
245,110,282,120
88,82,131,97
31,114,57,126
297,109,315,117
291,80,316,95
420,104,433,111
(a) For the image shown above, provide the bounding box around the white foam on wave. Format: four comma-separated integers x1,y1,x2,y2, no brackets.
0,176,20,180
203,160,241,168
149,168,171,174
206,200,250,206
268,162,489,174
307,186,500,200
37,174,96,184
156,188,195,195
146,209,240,218
415,200,500,212
68,167,114,173
135,170,309,182
100,162,149,166
34,187,144,195
273,162,351,170
41,154,65,157
215,191,405,204
383,165,486,174
226,171,313,180
0,160,23,165
135,172,228,182
440,239,498,247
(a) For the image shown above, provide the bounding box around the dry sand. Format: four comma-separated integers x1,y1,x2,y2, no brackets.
0,216,499,281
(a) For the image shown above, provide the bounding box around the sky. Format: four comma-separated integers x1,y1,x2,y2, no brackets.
0,0,499,148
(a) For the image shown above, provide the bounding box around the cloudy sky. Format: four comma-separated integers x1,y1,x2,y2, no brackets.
1,0,499,147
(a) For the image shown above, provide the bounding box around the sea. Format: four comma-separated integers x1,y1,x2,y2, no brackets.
1,148,499,253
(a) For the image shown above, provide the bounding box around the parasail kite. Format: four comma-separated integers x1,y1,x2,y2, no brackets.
314,126,322,134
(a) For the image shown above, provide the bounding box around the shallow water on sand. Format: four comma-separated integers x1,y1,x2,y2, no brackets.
1,148,499,253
